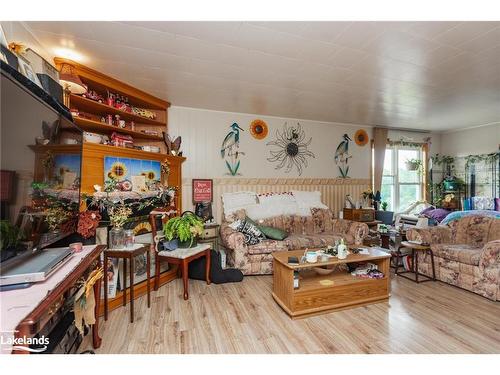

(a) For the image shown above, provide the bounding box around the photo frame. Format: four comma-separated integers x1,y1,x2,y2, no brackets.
192,179,213,203
18,55,42,87
0,25,8,48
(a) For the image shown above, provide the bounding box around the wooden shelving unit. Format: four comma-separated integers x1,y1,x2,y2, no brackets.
66,116,163,140
36,59,186,311
70,94,166,126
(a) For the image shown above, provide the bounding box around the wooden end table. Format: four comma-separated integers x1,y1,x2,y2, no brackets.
156,243,211,300
395,241,436,283
103,243,150,323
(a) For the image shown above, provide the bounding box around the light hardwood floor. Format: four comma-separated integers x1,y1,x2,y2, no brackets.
83,273,500,354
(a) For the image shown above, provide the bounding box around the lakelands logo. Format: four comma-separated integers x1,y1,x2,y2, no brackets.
1,331,49,353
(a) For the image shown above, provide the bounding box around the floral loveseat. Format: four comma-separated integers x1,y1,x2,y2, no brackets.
407,215,500,301
220,207,369,275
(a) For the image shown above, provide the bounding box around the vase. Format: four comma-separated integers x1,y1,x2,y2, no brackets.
109,227,125,249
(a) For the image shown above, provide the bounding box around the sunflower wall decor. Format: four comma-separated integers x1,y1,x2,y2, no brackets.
104,157,161,191
266,122,315,176
249,119,269,140
354,129,369,146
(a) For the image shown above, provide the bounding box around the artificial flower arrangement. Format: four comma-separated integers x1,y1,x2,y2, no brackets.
77,210,102,239
108,204,132,228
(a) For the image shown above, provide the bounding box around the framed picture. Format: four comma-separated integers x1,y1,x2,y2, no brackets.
18,56,42,87
192,179,213,203
0,25,8,48
0,51,7,64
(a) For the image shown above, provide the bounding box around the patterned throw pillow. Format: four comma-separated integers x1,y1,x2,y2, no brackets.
229,219,266,245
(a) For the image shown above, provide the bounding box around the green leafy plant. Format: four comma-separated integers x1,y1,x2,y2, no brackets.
381,201,388,211
0,220,21,251
163,212,204,247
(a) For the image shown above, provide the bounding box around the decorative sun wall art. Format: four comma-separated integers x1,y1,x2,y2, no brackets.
220,123,245,176
354,129,369,146
266,122,315,176
249,119,269,140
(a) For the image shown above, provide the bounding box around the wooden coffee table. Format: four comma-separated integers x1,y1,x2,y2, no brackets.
272,248,391,319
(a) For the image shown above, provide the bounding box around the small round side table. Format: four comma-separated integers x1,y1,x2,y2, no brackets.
396,241,436,283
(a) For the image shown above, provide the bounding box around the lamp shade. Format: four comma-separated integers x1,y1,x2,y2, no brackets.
59,63,86,94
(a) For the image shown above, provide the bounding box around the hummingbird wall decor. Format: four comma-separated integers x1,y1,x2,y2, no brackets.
220,123,245,176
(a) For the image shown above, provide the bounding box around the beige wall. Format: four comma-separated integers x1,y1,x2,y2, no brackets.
440,123,500,157
168,106,373,219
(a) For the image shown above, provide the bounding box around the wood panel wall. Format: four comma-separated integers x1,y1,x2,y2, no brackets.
181,178,371,221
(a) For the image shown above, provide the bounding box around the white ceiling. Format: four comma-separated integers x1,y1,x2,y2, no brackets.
17,21,500,131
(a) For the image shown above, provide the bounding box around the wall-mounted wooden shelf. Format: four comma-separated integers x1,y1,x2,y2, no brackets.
72,117,164,141
70,94,166,126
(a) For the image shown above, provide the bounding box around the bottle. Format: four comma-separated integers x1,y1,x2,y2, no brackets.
337,238,347,259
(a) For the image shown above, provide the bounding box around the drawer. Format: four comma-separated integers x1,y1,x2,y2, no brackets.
201,227,217,239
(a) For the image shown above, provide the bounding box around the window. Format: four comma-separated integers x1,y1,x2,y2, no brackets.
380,146,423,212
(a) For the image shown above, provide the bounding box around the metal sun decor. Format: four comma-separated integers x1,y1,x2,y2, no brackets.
267,122,315,176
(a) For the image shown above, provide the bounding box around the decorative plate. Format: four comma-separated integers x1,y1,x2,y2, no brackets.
354,129,369,146
249,119,269,140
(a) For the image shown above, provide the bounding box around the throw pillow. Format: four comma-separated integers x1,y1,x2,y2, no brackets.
229,219,266,245
258,225,288,240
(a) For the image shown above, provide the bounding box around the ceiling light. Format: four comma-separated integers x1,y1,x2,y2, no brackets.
53,47,85,62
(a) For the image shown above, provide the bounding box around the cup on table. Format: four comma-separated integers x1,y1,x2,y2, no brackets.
305,251,318,263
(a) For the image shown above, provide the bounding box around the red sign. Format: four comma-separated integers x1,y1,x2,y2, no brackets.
192,179,213,203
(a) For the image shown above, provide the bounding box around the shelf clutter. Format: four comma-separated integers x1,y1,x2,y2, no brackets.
54,57,170,156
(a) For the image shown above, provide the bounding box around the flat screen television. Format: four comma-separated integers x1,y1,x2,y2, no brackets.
1,61,83,262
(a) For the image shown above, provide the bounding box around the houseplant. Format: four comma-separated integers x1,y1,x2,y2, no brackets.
0,220,21,262
375,201,394,225
405,158,422,172
163,211,204,248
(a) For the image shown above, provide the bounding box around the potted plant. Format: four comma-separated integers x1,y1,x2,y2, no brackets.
405,158,422,172
0,220,21,262
163,211,204,248
375,201,394,225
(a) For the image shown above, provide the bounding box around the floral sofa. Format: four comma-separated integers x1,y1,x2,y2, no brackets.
406,215,500,301
220,208,369,275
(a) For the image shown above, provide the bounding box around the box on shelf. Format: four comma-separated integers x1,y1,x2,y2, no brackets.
343,208,375,222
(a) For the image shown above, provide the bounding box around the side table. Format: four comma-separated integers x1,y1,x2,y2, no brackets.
103,243,151,323
156,243,211,300
395,241,436,283
198,223,220,251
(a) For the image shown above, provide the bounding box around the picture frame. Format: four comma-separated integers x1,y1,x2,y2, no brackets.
0,25,8,48
0,51,7,64
192,179,213,203
18,55,42,87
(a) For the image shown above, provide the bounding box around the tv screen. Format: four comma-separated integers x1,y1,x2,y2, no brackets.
1,64,82,261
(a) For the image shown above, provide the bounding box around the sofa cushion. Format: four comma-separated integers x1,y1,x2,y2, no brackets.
246,239,288,255
431,243,483,266
258,225,288,240
449,215,497,246
284,234,346,250
229,219,266,245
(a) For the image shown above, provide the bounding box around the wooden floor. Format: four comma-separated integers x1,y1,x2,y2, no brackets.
82,273,500,354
